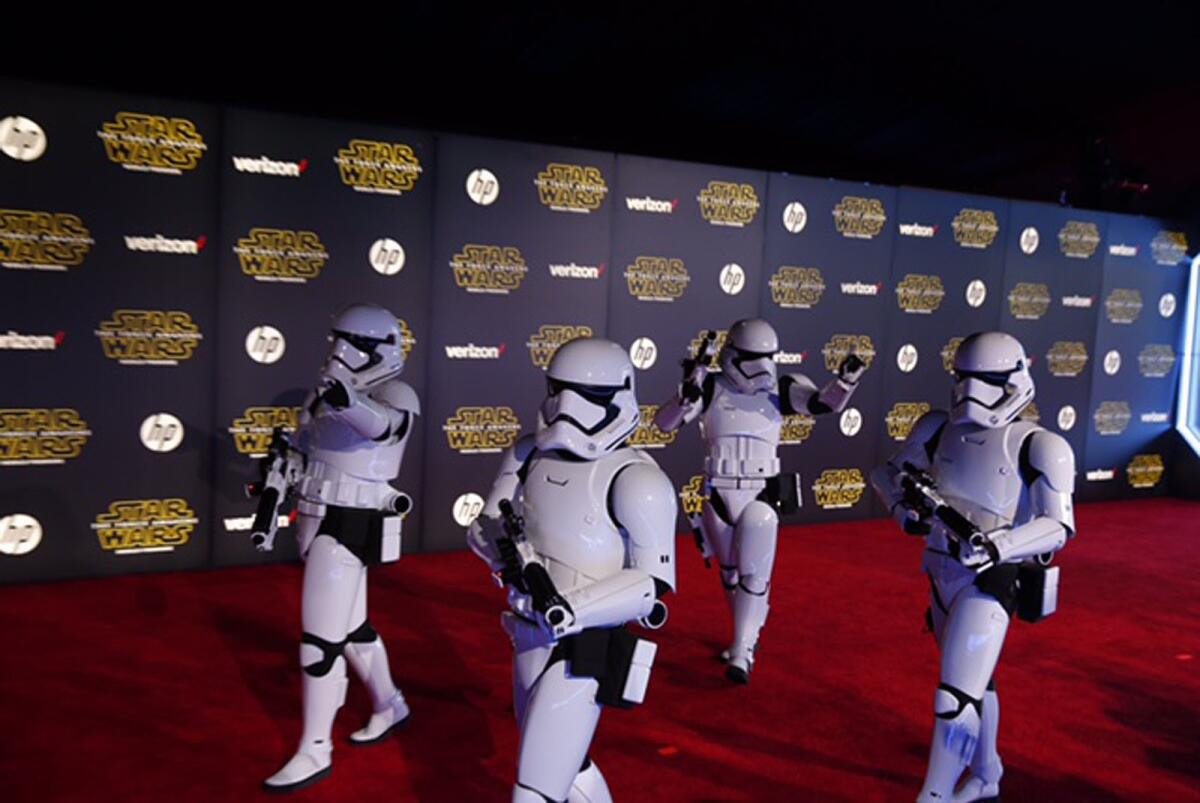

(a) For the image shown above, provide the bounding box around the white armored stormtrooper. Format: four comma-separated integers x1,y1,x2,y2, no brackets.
467,337,677,803
870,331,1076,803
252,303,419,794
655,318,866,683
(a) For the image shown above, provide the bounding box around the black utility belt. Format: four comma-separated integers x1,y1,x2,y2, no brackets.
551,626,658,708
317,506,402,565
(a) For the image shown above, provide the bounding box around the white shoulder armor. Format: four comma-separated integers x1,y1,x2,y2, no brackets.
610,455,678,592
1025,428,1074,494
371,379,421,416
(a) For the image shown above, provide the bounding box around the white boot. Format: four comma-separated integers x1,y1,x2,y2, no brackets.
349,690,411,745
953,689,1002,802
344,633,411,745
916,688,981,803
263,657,348,793
726,585,769,684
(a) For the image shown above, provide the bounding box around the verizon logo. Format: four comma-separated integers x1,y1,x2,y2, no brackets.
899,222,938,238
0,330,64,350
1109,244,1138,257
125,234,207,255
841,281,883,296
1086,469,1115,482
224,515,291,532
1141,412,1169,424
232,155,309,177
625,196,678,214
773,350,806,365
1062,295,1094,309
548,262,605,279
444,343,506,360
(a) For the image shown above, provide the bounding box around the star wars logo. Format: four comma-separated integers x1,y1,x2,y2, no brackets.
679,475,708,518
1045,342,1089,378
780,414,816,446
451,245,528,295
534,163,608,213
941,337,964,374
1105,289,1143,325
235,228,329,283
335,140,423,195
769,266,826,309
1138,344,1176,378
1008,282,1052,320
1057,221,1101,259
895,274,946,314
1151,231,1188,266
833,196,887,240
1018,402,1041,423
1126,454,1164,489
398,319,416,360
0,210,94,271
952,208,999,249
528,325,594,369
696,181,760,228
822,335,876,373
628,406,678,450
96,113,206,174
886,402,932,441
443,407,522,454
690,329,730,372
228,407,302,457
95,310,203,366
625,256,690,302
0,408,91,466
1093,402,1132,436
91,498,198,554
812,468,867,510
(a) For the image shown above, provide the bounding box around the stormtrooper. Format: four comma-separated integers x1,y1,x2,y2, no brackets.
251,303,419,793
655,318,866,683
467,337,677,803
870,331,1076,803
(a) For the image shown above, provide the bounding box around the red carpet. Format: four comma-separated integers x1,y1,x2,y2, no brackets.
1,499,1197,802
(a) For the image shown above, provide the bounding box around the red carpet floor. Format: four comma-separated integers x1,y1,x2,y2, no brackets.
1,499,1197,802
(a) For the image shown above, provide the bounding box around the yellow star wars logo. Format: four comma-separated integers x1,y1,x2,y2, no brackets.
335,140,422,195
1126,454,1164,489
822,334,876,373
0,210,94,271
769,266,826,309
1151,231,1188,266
534,163,608,213
443,407,522,454
451,244,528,294
0,408,91,466
628,406,678,450
697,181,760,228
833,196,887,240
1045,342,1089,378
1138,344,1176,378
92,498,198,554
95,310,203,366
527,324,594,369
1105,289,1143,325
886,402,932,441
679,475,708,518
690,329,729,372
952,209,999,249
1008,282,1052,320
895,273,946,314
625,256,690,302
97,112,207,174
398,319,416,360
228,407,303,457
941,337,964,374
1093,401,1132,436
1018,402,1040,423
812,468,867,510
1057,221,1101,259
781,414,816,446
235,228,329,283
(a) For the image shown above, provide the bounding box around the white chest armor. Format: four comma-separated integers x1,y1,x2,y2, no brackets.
699,376,782,482
519,448,650,594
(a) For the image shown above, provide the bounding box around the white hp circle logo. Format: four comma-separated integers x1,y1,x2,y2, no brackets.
140,413,184,453
839,407,863,437
966,279,987,308
782,201,808,233
0,513,43,556
896,343,919,373
719,263,746,295
246,325,286,364
1159,293,1177,318
466,168,500,206
1019,226,1040,255
1057,405,1077,432
0,116,47,162
369,238,405,275
1103,350,1121,376
452,493,485,527
629,337,658,370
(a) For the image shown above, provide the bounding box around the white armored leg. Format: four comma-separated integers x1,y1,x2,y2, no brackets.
727,499,778,684
953,687,1002,802
703,495,740,662
513,659,602,803
343,571,410,745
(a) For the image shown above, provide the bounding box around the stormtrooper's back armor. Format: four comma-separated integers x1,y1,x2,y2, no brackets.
699,374,782,484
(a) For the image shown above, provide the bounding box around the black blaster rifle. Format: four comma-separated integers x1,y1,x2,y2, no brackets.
898,462,988,552
496,499,575,633
244,427,298,552
680,330,719,403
